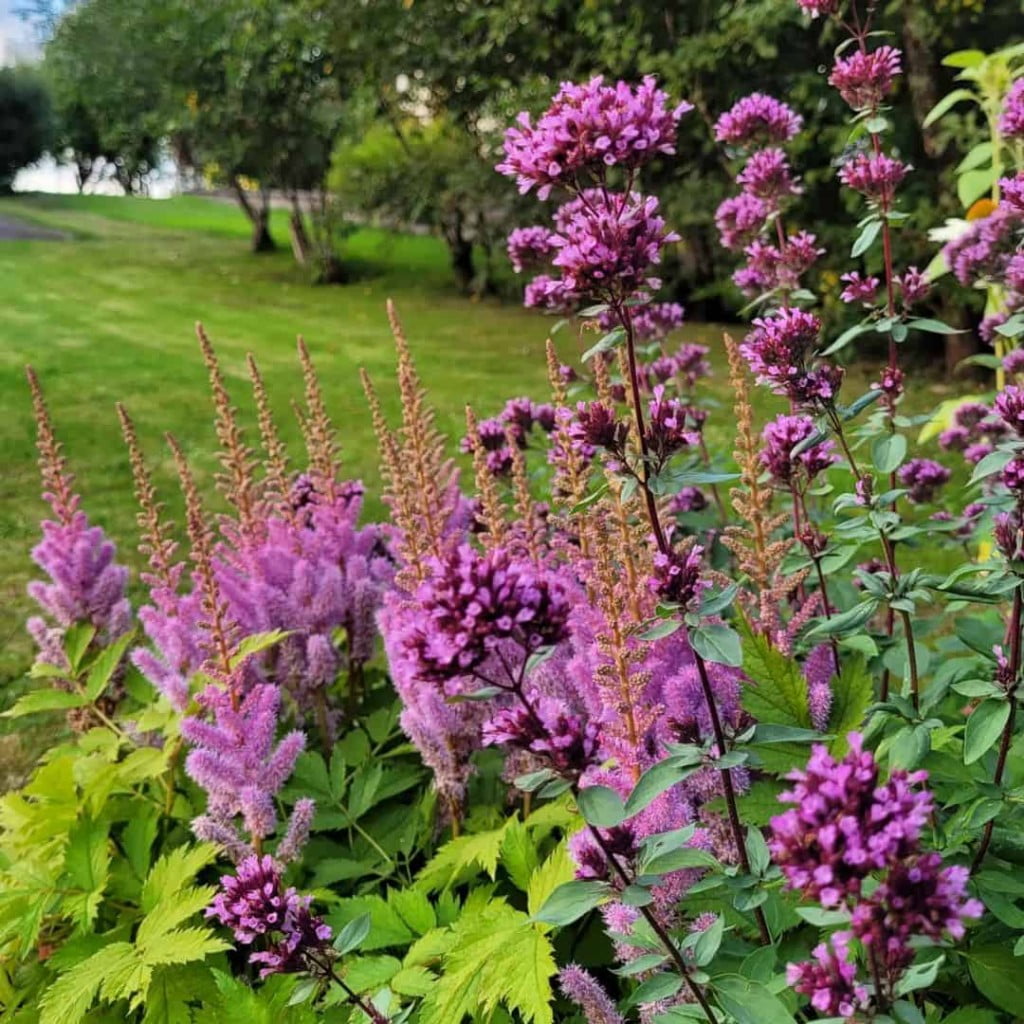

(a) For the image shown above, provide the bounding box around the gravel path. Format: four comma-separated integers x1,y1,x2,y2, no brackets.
0,215,68,241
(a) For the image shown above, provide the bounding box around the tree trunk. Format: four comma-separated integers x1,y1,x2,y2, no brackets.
230,175,276,253
288,193,312,265
441,209,475,293
901,3,942,159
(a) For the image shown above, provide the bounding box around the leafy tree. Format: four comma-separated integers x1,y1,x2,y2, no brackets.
43,0,164,194
0,66,52,193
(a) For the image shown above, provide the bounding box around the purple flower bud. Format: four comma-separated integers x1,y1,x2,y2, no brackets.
714,93,803,148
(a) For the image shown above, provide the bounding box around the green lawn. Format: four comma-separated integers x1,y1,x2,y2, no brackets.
0,192,971,754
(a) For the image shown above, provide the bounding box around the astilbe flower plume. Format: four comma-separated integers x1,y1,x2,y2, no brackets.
829,46,902,110
183,682,308,858
497,75,691,198
207,854,332,978
25,369,132,673
714,92,803,148
559,965,624,1024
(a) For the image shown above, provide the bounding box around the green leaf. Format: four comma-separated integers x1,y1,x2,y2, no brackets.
228,629,292,669
388,887,436,936
500,819,540,892
739,617,811,728
641,847,718,875
820,321,873,358
692,916,725,967
625,759,700,818
142,844,218,914
970,447,1014,485
416,822,511,892
827,656,874,754
689,623,743,668
967,946,1024,1017
629,973,682,1007
872,434,907,473
328,895,414,951
957,141,994,174
4,689,87,717
527,843,574,918
907,317,962,336
964,699,1011,765
923,87,976,126
39,942,136,1024
532,879,609,926
581,328,624,363
639,619,683,641
851,218,881,258
64,623,98,672
62,817,110,932
84,631,135,702
333,912,371,954
714,976,797,1024
958,168,996,209
804,601,878,641
577,785,627,828
419,901,556,1024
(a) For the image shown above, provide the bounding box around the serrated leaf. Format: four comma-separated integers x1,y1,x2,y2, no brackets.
142,844,218,914
84,632,134,702
62,817,110,932
419,901,556,1024
388,888,435,937
827,656,874,754
228,629,292,669
328,895,414,950
527,843,574,919
4,689,87,717
39,942,135,1024
739,617,811,728
415,822,511,892
64,623,97,673
500,819,539,892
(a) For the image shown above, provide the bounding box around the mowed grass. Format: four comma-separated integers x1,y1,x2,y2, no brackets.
0,192,972,713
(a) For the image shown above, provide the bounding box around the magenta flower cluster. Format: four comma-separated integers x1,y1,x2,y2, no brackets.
760,414,836,487
713,92,803,149
497,75,691,198
406,544,572,684
829,46,902,111
739,307,842,405
207,854,332,977
897,458,951,504
772,735,982,1015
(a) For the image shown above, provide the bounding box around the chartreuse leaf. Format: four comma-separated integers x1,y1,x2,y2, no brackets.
142,844,218,914
228,629,292,669
500,818,540,892
327,895,414,950
61,817,110,932
84,631,134,702
4,689,87,717
416,820,512,892
527,843,575,919
420,900,557,1024
39,942,137,1024
738,616,811,728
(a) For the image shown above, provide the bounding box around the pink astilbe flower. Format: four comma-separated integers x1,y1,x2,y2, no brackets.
803,644,835,732
737,147,801,201
183,682,307,852
769,733,932,907
829,46,902,110
897,459,950,504
559,965,624,1024
787,932,868,1019
207,854,332,978
760,413,836,486
714,92,803,148
1000,78,1024,139
507,226,560,273
839,152,909,205
497,75,692,198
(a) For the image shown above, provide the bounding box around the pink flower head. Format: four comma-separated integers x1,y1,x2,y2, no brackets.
787,932,868,1019
769,733,933,907
715,193,772,251
760,413,836,486
737,147,801,201
552,192,679,299
559,965,624,1024
507,226,559,273
408,544,572,684
646,385,702,462
796,0,839,17
943,205,1024,286
740,307,843,405
839,271,880,305
829,46,902,111
1004,348,1024,376
995,385,1024,435
897,266,930,308
714,92,803,148
523,273,580,313
629,301,685,342
1001,172,1024,213
897,458,950,504
497,76,692,198
649,542,704,608
839,152,909,205
1000,78,1024,140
